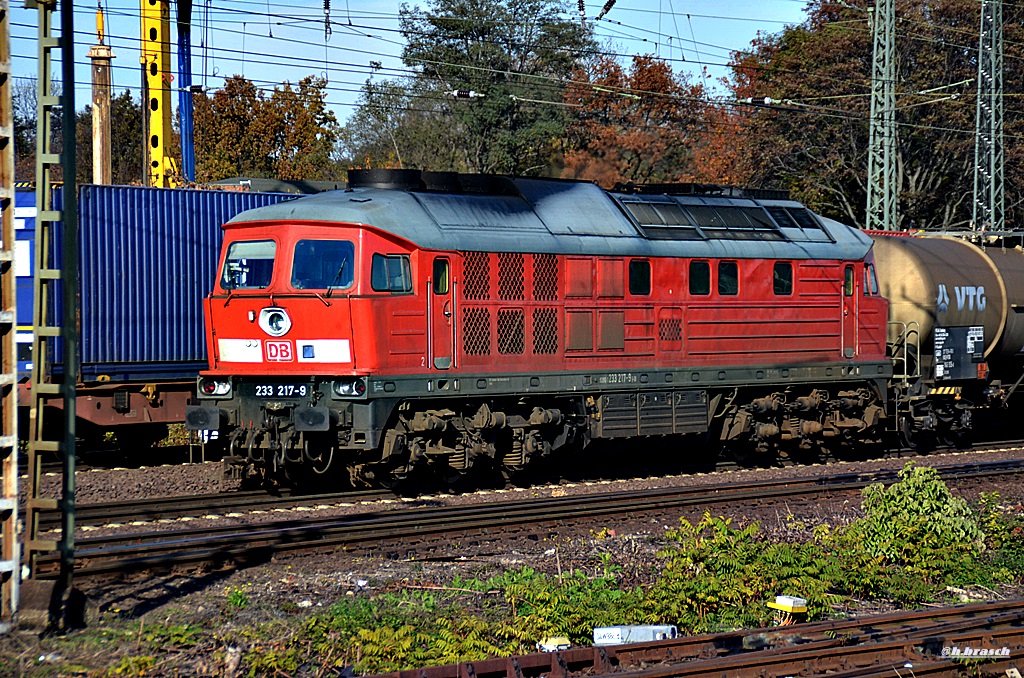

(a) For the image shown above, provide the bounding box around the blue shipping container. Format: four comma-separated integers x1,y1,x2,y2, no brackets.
18,185,298,382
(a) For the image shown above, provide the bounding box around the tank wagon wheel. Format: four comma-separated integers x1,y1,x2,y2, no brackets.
897,414,918,451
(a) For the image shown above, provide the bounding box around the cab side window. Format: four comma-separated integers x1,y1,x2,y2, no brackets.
864,263,879,295
371,254,412,293
433,258,450,294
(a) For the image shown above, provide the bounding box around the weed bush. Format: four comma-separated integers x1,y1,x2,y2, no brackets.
839,463,984,583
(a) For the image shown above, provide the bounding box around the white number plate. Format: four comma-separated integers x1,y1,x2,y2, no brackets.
254,383,310,398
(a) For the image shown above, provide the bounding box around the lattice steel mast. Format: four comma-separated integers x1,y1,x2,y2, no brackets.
25,0,77,629
866,0,897,231
973,0,1004,233
0,0,19,635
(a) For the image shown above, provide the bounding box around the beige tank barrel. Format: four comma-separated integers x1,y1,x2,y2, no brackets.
870,235,1007,358
982,247,1024,358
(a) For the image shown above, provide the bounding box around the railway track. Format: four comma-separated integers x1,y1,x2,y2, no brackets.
31,456,1024,579
31,446,1024,531
31,443,1024,531
364,599,1024,678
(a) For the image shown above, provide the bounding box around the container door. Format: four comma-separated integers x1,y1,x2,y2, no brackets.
842,265,857,358
430,257,453,369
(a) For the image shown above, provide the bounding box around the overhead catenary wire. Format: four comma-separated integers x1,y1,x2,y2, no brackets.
12,12,1019,133
10,1,1024,144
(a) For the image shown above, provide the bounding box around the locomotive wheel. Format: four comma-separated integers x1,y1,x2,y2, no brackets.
436,465,471,490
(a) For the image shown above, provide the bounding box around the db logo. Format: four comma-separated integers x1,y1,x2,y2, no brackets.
265,341,293,362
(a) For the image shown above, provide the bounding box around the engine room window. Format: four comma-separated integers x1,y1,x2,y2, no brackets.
773,262,793,295
629,259,651,296
371,254,412,293
718,261,739,295
689,260,710,295
222,240,276,289
291,239,355,290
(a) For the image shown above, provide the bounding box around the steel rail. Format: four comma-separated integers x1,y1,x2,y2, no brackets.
366,601,1024,678
31,457,1024,578
31,451,1024,532
34,488,393,531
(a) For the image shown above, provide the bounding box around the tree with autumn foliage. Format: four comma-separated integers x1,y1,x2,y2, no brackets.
341,0,593,175
194,75,342,182
723,0,1024,229
562,55,709,187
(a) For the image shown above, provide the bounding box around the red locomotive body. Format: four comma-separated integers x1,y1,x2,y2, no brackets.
187,170,890,486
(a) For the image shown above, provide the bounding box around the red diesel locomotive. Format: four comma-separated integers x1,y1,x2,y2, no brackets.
186,169,891,486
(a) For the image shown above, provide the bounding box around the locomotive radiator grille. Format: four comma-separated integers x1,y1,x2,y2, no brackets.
463,307,491,355
498,253,524,300
533,253,559,300
463,251,490,300
497,309,525,354
533,308,558,354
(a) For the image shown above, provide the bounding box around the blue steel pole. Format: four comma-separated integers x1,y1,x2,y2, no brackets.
177,0,195,182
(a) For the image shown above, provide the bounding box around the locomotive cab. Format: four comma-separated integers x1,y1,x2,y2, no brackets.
186,219,417,483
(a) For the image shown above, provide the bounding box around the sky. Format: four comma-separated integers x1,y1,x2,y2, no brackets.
10,0,812,125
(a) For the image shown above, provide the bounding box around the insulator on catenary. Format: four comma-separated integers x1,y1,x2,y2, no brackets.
448,90,484,99
596,0,616,20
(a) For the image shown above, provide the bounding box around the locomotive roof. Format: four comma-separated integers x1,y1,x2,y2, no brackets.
227,177,874,261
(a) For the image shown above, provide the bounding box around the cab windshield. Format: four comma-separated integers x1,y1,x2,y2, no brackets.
291,239,356,290
222,240,276,289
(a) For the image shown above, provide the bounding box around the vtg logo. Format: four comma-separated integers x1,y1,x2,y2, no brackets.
265,341,294,362
937,284,986,313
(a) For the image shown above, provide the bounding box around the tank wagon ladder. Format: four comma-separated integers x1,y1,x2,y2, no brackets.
888,320,921,440
0,0,19,634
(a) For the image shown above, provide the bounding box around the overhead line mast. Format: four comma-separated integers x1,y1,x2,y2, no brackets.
972,0,1004,234
865,0,896,231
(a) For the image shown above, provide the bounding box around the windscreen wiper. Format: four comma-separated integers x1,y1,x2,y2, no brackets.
326,259,347,298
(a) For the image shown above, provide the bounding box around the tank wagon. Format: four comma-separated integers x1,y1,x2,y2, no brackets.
870,234,1024,445
18,184,297,448
186,169,891,486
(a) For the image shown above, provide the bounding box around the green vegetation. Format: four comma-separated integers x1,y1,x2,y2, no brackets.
10,462,1023,678
238,463,1024,673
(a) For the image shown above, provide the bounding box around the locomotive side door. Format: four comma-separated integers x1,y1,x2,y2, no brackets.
430,256,454,369
842,264,857,358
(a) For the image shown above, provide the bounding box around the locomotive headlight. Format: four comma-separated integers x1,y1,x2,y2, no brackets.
198,377,232,397
258,307,292,337
332,378,366,398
